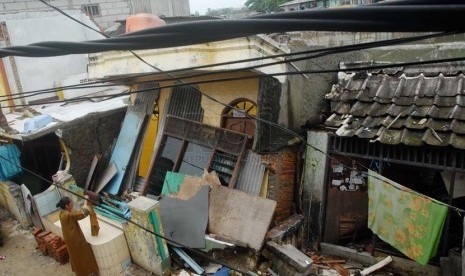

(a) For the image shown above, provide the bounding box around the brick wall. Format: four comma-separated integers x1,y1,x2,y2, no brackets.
0,0,131,29
262,147,298,224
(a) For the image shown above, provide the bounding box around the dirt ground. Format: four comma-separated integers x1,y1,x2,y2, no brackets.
0,207,152,276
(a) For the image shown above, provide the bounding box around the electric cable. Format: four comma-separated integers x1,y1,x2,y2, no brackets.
3,55,465,108
15,0,465,214
1,5,465,58
0,31,458,102
0,2,457,270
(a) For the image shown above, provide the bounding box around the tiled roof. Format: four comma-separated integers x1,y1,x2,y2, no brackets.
325,62,465,149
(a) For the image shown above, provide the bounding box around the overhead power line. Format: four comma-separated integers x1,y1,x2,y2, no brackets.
0,3,460,269
3,55,465,108
0,31,459,103
0,5,464,58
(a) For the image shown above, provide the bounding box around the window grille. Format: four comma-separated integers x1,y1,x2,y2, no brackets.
82,4,101,17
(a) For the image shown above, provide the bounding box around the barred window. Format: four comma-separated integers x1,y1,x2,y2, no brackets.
82,4,100,17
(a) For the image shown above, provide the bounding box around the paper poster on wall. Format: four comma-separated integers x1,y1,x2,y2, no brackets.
330,159,367,192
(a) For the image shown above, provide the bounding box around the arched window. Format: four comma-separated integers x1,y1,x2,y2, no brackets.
221,98,257,137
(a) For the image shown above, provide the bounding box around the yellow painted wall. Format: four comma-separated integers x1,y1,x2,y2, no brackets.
138,71,260,178
198,72,259,127
0,68,9,107
0,75,6,98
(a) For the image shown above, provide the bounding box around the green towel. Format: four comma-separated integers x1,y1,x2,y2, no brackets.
368,170,448,265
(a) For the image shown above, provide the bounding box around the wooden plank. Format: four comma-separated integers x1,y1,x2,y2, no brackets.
208,185,276,251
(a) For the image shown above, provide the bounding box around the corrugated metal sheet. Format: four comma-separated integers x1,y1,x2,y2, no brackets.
236,150,266,196
325,62,465,149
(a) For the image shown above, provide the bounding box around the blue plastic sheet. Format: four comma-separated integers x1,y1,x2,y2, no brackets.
213,267,230,276
0,144,22,180
23,114,53,133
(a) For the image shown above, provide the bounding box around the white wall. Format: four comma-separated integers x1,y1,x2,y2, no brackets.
0,0,131,29
2,10,104,104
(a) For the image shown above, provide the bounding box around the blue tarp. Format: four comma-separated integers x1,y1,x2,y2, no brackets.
23,114,53,133
0,144,22,180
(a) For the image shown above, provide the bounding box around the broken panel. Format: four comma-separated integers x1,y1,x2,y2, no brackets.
209,151,237,186
144,116,248,195
179,143,213,177
145,137,182,195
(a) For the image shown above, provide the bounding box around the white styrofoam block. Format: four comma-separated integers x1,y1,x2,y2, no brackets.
52,216,131,275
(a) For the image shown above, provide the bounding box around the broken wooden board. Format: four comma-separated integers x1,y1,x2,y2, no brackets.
162,171,220,200
104,86,158,195
209,185,276,251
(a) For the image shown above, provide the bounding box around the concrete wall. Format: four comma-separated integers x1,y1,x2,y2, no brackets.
154,72,260,128
147,0,190,17
281,45,363,131
88,36,288,83
59,109,126,187
303,130,328,249
283,38,465,132
363,41,465,62
0,0,131,29
301,40,465,248
137,73,260,178
1,10,103,104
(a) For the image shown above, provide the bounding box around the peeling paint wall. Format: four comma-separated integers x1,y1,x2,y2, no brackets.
0,0,132,30
304,130,329,249
282,46,363,131
88,36,288,83
1,11,103,104
155,72,260,128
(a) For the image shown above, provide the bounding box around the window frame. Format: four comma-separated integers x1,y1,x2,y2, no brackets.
81,4,101,17
143,116,248,195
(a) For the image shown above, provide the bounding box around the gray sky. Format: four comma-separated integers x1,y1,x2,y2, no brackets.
189,0,247,15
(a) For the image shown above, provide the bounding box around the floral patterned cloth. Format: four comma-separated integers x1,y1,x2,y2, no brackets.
368,170,448,265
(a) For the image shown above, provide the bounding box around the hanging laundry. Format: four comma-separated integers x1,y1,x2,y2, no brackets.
367,170,448,265
0,144,22,180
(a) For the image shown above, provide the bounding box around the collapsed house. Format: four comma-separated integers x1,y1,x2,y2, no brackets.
305,61,465,274
1,10,465,276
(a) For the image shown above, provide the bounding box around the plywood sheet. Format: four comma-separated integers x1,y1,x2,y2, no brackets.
208,185,276,251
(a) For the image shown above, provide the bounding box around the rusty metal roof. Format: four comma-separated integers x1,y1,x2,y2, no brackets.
325,62,465,149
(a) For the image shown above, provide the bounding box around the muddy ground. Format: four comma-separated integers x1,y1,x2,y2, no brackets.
0,207,152,276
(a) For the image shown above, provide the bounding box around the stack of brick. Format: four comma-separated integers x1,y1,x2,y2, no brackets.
35,229,51,255
32,228,69,264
